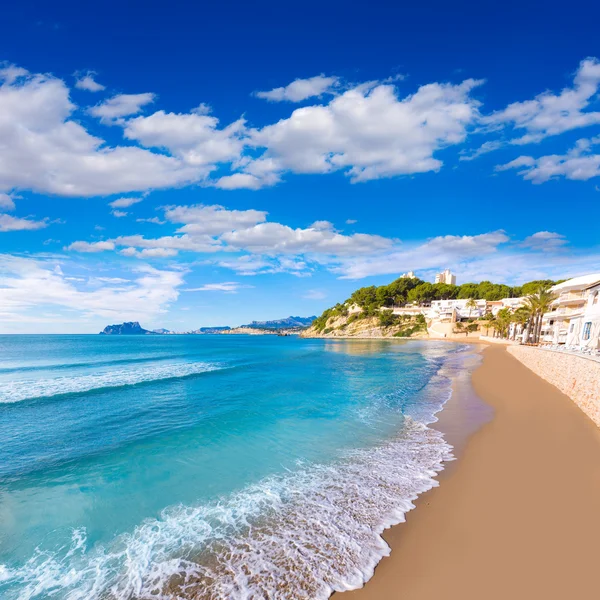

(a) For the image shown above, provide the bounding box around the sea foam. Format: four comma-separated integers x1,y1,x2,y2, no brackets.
0,362,222,404
0,418,451,600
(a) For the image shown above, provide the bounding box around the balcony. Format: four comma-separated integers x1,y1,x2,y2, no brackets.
556,291,588,305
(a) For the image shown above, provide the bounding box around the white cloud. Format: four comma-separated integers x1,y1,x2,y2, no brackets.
184,281,252,293
0,255,184,323
332,231,510,279
75,72,105,92
0,193,16,211
120,247,179,258
459,140,503,161
165,204,267,235
214,173,271,190
243,78,483,186
0,65,29,84
0,69,203,197
255,75,340,102
109,197,143,208
89,92,155,121
522,231,568,250
484,58,600,144
496,138,600,183
113,233,222,254
220,221,393,255
122,108,246,173
345,219,357,225
67,240,116,252
0,214,48,232
215,255,311,277
111,210,128,218
136,217,165,224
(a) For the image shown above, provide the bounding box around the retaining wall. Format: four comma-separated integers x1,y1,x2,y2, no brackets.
507,346,600,427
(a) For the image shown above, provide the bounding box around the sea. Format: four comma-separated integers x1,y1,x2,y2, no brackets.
0,334,479,599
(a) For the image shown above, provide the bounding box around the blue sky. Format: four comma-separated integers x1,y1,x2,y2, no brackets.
1,0,599,333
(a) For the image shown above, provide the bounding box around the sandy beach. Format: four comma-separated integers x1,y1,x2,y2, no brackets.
338,345,600,600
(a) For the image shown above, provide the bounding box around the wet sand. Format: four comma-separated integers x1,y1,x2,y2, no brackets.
338,345,600,600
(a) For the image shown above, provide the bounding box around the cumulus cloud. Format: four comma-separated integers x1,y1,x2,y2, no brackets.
255,75,340,102
113,233,222,254
484,58,600,144
241,78,483,187
332,231,510,279
0,193,16,211
0,255,184,323
184,281,252,293
0,214,48,232
109,197,143,208
122,108,247,174
496,138,600,183
0,68,202,197
164,204,267,235
74,72,105,92
522,231,568,250
66,240,116,252
119,247,178,258
89,92,156,121
220,222,393,255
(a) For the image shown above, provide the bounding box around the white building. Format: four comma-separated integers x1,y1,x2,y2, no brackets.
541,274,600,346
579,282,600,349
434,269,456,285
427,299,486,322
400,271,417,279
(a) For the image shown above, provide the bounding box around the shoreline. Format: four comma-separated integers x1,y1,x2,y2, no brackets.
336,345,600,599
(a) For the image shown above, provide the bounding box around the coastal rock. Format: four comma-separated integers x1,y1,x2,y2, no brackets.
99,322,153,335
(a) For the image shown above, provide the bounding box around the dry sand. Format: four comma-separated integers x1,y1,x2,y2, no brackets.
337,345,600,600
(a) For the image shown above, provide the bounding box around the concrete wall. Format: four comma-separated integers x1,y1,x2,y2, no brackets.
507,346,600,427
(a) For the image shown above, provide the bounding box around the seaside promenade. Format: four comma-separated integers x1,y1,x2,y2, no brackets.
339,345,600,600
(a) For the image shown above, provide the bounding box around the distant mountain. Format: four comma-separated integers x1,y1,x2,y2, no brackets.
192,326,231,334
100,322,153,335
152,328,172,334
241,316,317,330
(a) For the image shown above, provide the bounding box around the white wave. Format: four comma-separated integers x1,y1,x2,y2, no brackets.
0,419,452,600
0,362,222,404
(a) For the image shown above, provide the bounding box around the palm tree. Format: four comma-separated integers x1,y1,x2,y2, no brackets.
494,307,512,339
524,287,557,344
511,306,532,341
465,298,477,319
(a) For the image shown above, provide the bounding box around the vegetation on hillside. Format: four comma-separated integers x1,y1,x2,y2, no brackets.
312,276,559,334
313,278,558,341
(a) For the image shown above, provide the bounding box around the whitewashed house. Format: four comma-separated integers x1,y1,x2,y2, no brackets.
427,299,487,322
578,282,600,350
541,274,600,345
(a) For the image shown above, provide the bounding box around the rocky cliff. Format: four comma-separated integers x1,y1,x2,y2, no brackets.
99,322,153,335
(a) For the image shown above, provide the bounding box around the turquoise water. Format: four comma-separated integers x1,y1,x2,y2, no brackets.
0,335,475,599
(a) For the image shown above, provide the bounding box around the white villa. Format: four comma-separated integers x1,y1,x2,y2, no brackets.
426,299,487,322
541,274,600,348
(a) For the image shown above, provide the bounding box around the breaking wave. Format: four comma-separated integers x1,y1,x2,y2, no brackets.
0,418,451,600
0,362,223,404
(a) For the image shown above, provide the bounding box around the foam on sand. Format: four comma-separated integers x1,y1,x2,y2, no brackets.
0,418,451,600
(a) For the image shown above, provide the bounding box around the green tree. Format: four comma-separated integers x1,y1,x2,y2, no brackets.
465,298,477,318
